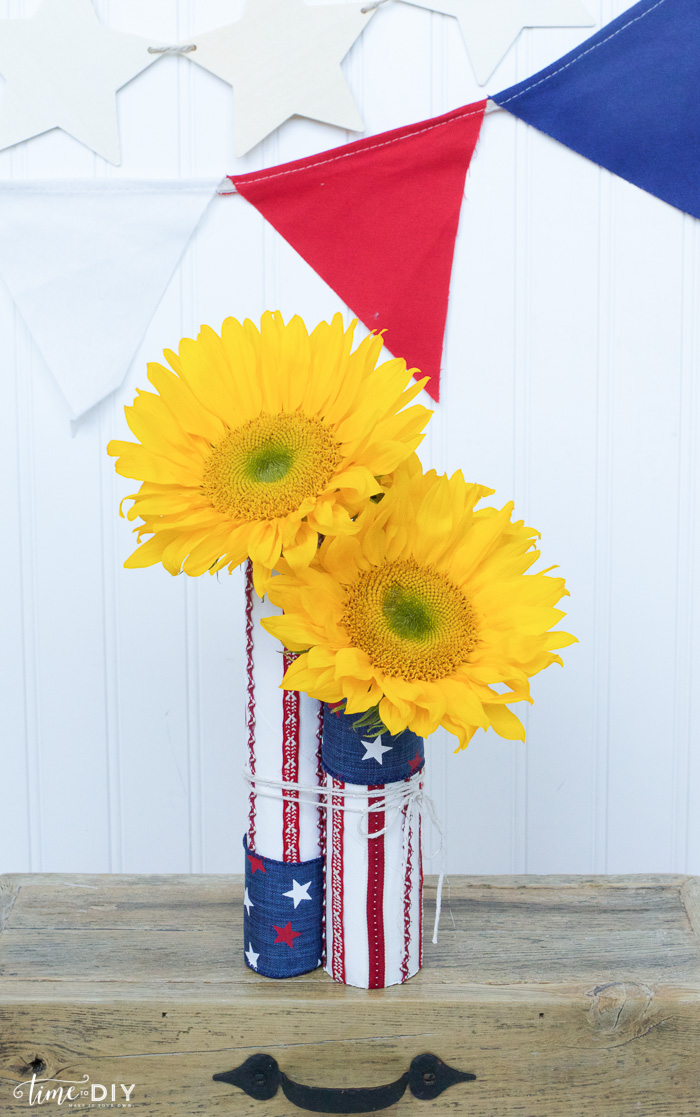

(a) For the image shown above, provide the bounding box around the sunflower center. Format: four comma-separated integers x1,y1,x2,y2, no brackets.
202,412,342,521
342,558,478,681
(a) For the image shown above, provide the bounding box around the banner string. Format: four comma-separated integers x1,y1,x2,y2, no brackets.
242,765,446,944
361,0,393,12
148,44,197,55
216,101,501,196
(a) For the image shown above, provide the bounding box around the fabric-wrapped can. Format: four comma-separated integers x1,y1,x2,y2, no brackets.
322,705,425,989
243,837,324,978
243,562,326,977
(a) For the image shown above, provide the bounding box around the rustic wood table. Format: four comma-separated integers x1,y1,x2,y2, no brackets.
1,873,698,1115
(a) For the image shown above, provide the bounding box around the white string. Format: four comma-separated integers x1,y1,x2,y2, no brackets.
148,44,197,55
215,101,502,200
243,766,446,943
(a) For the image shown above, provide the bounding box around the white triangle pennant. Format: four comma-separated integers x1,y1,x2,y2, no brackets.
0,179,219,416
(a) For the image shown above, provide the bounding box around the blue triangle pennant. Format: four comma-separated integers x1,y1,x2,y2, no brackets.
492,0,700,219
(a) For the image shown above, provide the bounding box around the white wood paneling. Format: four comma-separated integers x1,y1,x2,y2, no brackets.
0,0,698,877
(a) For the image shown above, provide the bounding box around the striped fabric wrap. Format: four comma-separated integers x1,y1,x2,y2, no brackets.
243,563,325,977
322,706,424,989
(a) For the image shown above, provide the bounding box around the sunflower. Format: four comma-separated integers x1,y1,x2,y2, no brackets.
262,458,576,749
107,313,431,594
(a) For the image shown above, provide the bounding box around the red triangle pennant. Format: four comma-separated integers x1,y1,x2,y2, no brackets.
228,101,487,401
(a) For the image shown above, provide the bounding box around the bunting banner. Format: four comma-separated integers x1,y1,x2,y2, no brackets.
2,1,699,420
492,0,700,220
227,100,487,402
0,179,219,417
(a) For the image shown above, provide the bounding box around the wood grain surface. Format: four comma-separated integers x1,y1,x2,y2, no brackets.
1,873,699,1116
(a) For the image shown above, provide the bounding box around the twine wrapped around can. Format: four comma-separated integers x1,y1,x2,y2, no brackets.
321,706,425,989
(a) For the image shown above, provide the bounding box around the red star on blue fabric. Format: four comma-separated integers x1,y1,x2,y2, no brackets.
408,751,423,772
247,853,266,874
273,921,301,949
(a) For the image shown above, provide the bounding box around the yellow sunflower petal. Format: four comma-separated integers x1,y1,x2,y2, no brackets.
378,696,409,737
123,533,170,569
283,522,319,571
483,703,526,741
146,362,225,443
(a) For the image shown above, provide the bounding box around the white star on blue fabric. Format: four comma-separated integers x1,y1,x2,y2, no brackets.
361,737,393,764
244,887,253,915
283,879,313,908
245,942,260,969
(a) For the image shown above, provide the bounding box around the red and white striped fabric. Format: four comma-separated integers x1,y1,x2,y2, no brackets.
324,775,423,989
245,564,324,863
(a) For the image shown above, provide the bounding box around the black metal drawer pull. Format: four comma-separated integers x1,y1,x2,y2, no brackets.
213,1051,475,1113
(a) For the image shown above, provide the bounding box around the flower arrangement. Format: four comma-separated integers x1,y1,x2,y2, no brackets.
109,311,574,989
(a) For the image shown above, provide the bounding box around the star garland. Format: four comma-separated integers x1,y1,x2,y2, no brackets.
0,0,596,162
0,0,374,163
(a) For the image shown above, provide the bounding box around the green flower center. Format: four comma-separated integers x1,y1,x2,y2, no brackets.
246,446,294,484
383,585,436,641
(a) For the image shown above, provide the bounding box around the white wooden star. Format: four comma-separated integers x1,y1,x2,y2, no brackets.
245,942,260,969
401,0,594,85
185,0,375,156
243,887,253,915
0,0,157,163
361,737,393,765
283,879,313,908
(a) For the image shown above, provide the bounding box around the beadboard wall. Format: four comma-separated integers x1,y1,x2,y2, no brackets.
1,0,698,878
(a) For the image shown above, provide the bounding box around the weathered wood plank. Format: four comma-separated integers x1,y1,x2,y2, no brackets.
2,871,691,891
1,994,698,1115
681,877,700,941
0,873,236,893
0,878,19,934
2,877,697,988
1,874,698,1116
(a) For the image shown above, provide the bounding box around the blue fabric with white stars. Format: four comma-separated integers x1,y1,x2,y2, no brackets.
242,836,323,978
321,704,424,785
